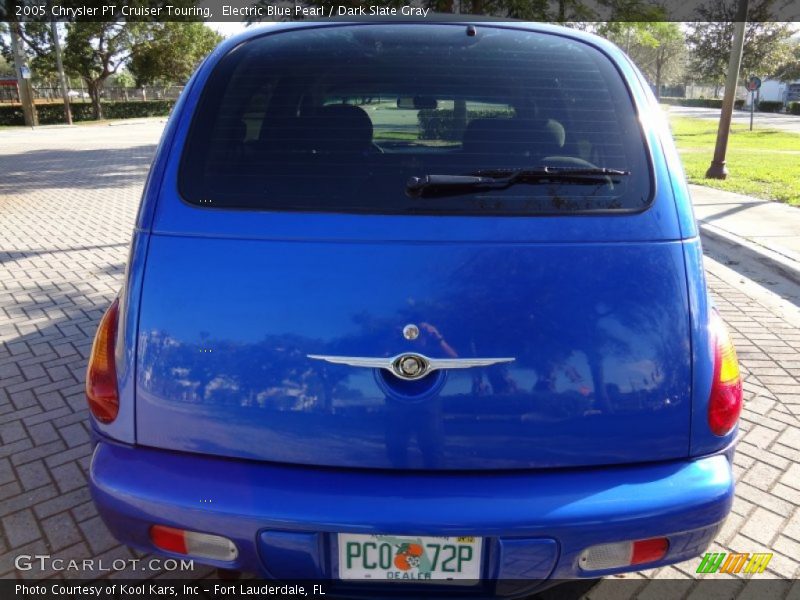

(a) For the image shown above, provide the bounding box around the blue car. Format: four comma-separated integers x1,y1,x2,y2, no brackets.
87,21,743,596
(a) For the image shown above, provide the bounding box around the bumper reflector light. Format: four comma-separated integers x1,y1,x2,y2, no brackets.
150,525,238,561
580,537,669,571
631,537,670,564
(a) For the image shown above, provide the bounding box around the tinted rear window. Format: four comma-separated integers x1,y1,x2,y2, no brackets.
180,24,652,215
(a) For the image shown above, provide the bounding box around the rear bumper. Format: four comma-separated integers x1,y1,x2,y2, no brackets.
90,440,733,596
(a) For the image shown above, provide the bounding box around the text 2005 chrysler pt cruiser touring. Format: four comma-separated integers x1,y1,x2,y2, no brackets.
87,21,742,596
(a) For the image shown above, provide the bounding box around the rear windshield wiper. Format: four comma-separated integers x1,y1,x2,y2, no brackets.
406,166,630,198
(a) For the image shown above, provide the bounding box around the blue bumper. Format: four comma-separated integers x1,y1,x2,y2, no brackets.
90,440,732,596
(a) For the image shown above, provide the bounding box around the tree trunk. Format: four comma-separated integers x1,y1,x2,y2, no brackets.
655,54,663,100
49,19,72,125
87,79,103,120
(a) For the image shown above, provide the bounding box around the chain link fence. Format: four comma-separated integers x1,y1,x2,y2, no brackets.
0,85,185,104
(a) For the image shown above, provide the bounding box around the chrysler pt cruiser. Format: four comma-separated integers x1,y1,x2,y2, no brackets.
87,21,742,596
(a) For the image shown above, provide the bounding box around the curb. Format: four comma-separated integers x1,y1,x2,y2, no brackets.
699,221,800,287
4,117,168,132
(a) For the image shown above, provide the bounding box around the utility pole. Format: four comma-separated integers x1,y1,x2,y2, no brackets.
9,21,38,127
48,18,72,125
706,0,749,180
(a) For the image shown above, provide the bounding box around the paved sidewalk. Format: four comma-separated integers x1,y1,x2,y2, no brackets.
0,122,215,580
691,185,800,282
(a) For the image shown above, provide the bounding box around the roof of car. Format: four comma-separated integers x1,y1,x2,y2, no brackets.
214,20,625,65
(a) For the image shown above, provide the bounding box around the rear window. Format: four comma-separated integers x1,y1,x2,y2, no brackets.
180,24,652,215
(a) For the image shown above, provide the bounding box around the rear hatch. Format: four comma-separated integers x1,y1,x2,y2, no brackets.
134,23,692,470
136,236,691,469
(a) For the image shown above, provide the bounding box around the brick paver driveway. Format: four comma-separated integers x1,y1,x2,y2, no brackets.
1,122,799,593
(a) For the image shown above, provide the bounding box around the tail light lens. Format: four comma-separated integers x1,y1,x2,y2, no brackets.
580,537,669,571
630,537,670,565
86,298,120,423
150,525,238,561
708,309,743,436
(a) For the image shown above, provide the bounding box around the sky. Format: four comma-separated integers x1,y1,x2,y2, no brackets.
208,21,257,38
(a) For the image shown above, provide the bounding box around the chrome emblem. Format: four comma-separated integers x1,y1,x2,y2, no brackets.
307,353,515,382
402,324,420,340
396,354,425,378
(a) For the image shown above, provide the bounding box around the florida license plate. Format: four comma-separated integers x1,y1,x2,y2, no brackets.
338,534,482,582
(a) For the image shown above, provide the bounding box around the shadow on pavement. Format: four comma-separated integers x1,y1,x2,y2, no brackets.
0,145,156,193
525,579,602,599
702,234,800,311
0,243,130,265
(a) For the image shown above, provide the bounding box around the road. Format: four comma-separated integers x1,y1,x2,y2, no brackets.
667,105,800,134
1,121,799,594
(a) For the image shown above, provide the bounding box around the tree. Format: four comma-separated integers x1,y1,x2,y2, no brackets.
597,21,685,97
61,22,145,119
0,21,56,84
640,23,685,97
0,27,12,77
108,69,135,88
127,22,221,87
773,39,800,82
597,22,659,54
0,54,12,77
686,0,794,92
436,0,598,20
275,0,594,21
599,0,667,23
2,0,221,118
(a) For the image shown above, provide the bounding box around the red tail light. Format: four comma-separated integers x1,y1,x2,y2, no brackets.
150,525,238,560
630,537,669,565
580,537,669,570
150,525,188,554
86,298,120,423
708,310,742,436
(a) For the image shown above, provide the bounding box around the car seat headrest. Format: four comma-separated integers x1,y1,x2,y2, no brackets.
462,118,565,158
300,104,374,153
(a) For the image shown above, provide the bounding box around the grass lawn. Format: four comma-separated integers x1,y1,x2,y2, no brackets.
667,115,800,207
374,130,418,141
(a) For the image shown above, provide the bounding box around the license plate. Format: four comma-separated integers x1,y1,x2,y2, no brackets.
338,534,482,582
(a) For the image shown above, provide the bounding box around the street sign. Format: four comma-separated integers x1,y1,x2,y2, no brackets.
19,66,31,80
747,75,761,131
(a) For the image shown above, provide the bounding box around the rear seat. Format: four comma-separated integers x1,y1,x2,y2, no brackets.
298,105,376,154
256,104,377,156
462,117,566,164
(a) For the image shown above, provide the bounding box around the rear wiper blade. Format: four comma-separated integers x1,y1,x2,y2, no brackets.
474,166,630,179
406,166,630,198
